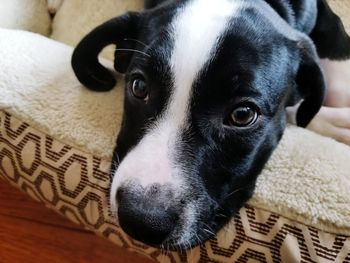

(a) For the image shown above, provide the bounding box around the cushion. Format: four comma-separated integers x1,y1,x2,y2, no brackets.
0,0,51,36
51,0,144,61
1,1,350,262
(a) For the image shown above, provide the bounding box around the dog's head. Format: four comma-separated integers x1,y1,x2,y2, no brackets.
72,0,325,249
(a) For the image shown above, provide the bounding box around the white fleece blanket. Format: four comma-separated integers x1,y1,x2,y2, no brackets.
0,29,123,157
0,28,349,236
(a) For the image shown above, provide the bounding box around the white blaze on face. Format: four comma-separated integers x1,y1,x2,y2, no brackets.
110,0,243,211
168,0,243,125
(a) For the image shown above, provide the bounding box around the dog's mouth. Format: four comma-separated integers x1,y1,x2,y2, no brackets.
127,220,218,251
117,205,221,251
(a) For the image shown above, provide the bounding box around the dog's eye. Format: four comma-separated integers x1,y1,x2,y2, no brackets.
229,105,259,127
131,78,148,100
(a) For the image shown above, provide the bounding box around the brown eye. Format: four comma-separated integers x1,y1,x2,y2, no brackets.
230,106,259,127
131,78,148,100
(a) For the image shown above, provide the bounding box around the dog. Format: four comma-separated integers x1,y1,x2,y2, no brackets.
71,0,350,249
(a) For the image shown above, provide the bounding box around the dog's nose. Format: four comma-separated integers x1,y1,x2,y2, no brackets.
116,186,179,245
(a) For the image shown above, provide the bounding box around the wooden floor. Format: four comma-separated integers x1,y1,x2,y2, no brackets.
0,179,153,263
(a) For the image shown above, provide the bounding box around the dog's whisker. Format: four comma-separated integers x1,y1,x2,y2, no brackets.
179,242,185,254
115,48,151,57
174,241,180,253
161,244,165,255
195,233,202,245
123,38,149,48
171,241,176,251
216,213,228,219
203,222,213,230
203,228,215,236
203,223,216,236
166,243,170,255
187,240,193,256
111,156,120,172
116,152,120,164
223,185,249,200
132,55,148,61
167,243,171,255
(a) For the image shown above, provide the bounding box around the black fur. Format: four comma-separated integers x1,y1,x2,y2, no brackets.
71,12,141,91
310,0,350,59
71,0,350,249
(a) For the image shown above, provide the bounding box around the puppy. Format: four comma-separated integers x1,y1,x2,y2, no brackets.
71,0,350,249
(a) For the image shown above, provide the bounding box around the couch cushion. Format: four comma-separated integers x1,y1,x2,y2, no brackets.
0,0,51,36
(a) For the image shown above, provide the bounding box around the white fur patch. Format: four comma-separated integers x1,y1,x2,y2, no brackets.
168,0,243,126
110,0,243,212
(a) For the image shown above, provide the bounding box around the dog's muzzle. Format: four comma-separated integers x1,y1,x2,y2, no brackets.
116,183,183,245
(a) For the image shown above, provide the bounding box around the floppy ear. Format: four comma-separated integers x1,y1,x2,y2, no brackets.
310,0,350,60
295,39,326,128
71,12,141,91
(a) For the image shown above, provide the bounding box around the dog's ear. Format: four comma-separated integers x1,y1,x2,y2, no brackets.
71,12,141,91
294,38,326,128
310,0,350,60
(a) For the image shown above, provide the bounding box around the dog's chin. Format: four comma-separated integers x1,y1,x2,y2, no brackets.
134,226,215,251
113,205,228,251
157,217,228,250
161,234,212,251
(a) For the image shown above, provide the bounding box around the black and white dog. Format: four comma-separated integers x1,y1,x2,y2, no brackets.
71,0,350,249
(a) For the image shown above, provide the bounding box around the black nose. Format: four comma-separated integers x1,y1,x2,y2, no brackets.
117,186,179,245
